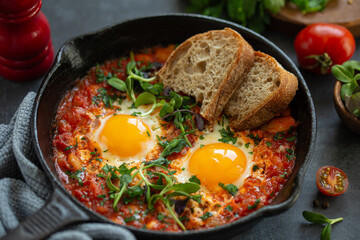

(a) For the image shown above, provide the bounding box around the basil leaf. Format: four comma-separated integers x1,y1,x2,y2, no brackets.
354,73,360,81
107,77,127,92
345,92,360,116
302,211,330,224
341,82,358,100
135,92,156,108
264,0,285,13
170,182,200,194
343,60,360,72
321,223,331,240
332,65,353,83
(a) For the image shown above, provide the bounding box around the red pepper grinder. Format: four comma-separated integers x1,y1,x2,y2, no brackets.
0,0,54,81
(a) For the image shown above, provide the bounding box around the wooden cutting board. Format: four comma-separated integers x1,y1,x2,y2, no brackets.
270,0,360,37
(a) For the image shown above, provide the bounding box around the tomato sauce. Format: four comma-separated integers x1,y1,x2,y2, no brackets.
52,45,297,231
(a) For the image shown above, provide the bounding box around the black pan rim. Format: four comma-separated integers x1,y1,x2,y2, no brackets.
32,13,316,237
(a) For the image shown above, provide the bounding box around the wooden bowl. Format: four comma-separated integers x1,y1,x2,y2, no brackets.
333,81,360,134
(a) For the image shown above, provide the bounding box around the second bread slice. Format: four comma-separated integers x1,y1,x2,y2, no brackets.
224,51,298,130
156,28,254,122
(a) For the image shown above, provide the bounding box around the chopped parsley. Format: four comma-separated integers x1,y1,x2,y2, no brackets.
218,183,238,196
266,141,272,147
273,132,285,141
199,212,213,220
225,205,233,211
244,142,250,148
157,213,166,222
246,133,261,145
287,136,296,142
199,135,205,140
65,169,83,186
192,194,202,203
252,165,260,172
124,216,136,223
189,175,201,185
286,154,295,161
247,199,260,210
218,126,237,144
286,148,294,154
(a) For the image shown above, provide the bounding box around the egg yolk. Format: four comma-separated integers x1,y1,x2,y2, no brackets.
99,115,151,158
189,143,246,189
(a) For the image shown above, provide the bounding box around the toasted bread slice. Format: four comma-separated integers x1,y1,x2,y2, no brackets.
224,51,298,130
156,28,254,122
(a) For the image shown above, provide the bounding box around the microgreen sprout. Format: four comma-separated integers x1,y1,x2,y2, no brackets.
302,211,343,240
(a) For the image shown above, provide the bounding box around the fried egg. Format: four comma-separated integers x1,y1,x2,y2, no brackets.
174,119,254,193
92,98,163,166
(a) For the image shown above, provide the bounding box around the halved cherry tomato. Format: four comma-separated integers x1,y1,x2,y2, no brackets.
316,166,349,196
294,23,355,74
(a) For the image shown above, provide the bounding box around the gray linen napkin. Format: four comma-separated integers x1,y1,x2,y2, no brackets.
0,92,136,240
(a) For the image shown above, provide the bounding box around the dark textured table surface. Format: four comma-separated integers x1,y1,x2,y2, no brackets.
1,1,359,239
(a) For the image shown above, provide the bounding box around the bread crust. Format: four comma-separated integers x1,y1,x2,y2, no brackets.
226,52,298,130
157,28,254,122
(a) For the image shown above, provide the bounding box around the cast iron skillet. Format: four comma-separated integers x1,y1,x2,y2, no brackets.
3,14,316,240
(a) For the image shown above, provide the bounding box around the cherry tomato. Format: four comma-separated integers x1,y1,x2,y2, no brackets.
294,23,355,74
316,166,349,196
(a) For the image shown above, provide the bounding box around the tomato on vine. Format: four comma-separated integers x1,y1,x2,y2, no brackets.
294,23,355,74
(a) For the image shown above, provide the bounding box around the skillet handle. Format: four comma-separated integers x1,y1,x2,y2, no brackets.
1,188,90,240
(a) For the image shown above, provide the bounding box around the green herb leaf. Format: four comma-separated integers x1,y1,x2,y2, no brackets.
332,65,354,83
321,223,331,240
252,165,260,172
65,170,84,186
189,175,201,185
344,92,360,116
247,199,260,210
170,182,200,194
289,0,330,14
199,212,213,220
161,138,187,157
264,0,285,13
341,81,358,100
225,205,233,211
140,81,164,95
124,216,136,223
192,194,202,203
107,77,127,92
302,211,331,224
218,183,238,196
135,92,156,108
218,126,237,144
